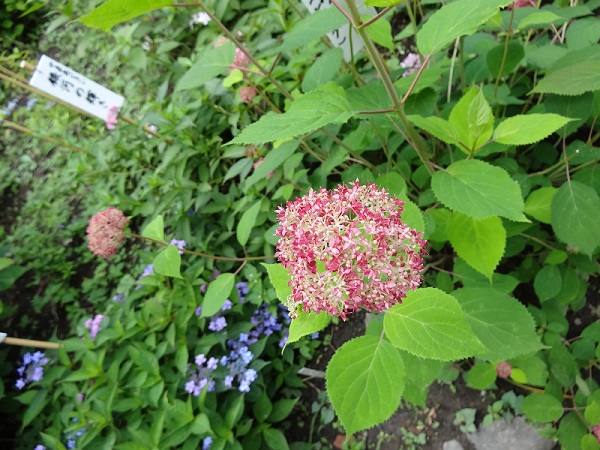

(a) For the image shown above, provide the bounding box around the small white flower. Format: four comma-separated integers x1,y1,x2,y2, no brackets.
141,41,151,51
189,12,211,29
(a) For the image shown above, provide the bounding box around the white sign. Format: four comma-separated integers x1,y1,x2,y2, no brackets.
301,0,377,62
29,55,124,122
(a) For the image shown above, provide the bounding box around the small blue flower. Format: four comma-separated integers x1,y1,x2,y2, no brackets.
15,379,25,390
221,299,233,311
202,436,212,450
208,317,227,332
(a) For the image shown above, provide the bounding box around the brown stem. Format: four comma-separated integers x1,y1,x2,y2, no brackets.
2,337,62,349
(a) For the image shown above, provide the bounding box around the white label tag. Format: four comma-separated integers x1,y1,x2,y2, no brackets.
300,0,376,62
29,55,124,122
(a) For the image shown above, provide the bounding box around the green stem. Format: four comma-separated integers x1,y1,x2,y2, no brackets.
494,7,515,97
343,0,434,175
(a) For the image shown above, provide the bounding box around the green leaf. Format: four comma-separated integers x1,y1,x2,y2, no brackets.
175,346,188,375
417,0,512,55
244,141,299,191
142,215,165,242
175,42,235,91
383,288,486,360
551,181,600,255
262,427,289,450
465,363,497,389
521,393,564,423
531,60,600,96
407,115,458,145
398,351,444,406
268,399,298,423
201,273,235,318
236,200,262,246
452,288,544,361
487,41,524,78
22,389,48,430
524,187,557,224
558,413,587,450
399,196,425,233
0,257,13,271
534,265,562,302
41,432,67,450
431,159,527,221
78,0,171,31
493,114,573,145
447,212,506,280
302,48,343,92
326,336,405,435
517,11,560,28
287,309,331,346
262,263,292,303
363,16,393,51
375,172,407,197
229,84,354,145
365,0,402,6
281,7,347,52
153,245,182,279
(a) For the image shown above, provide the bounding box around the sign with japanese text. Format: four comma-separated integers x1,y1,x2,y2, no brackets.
300,0,376,62
29,55,124,122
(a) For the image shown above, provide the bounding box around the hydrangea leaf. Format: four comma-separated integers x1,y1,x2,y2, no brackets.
531,60,600,96
551,181,600,256
281,7,347,52
524,187,557,224
383,288,487,361
142,215,165,242
326,335,405,435
493,114,573,145
398,350,445,406
521,393,564,423
262,263,292,304
78,0,171,31
447,212,506,280
229,84,354,144
431,159,528,222
175,42,235,91
302,48,344,92
452,288,544,361
244,141,299,191
287,309,331,347
153,245,182,279
534,264,562,302
465,363,497,389
363,15,393,51
407,115,458,145
417,0,513,55
201,273,235,318
236,200,262,246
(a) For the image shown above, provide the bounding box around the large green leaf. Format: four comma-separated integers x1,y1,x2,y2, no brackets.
78,0,171,30
281,7,347,52
262,263,291,303
153,245,182,279
236,200,262,246
551,181,600,255
398,351,445,406
201,273,235,318
230,84,354,144
326,336,405,435
287,309,331,346
22,389,48,430
175,42,235,91
452,288,544,361
383,288,486,360
417,0,512,55
521,393,564,423
431,159,527,221
244,141,299,191
493,114,573,145
142,215,165,242
524,187,557,224
407,115,458,145
447,212,506,280
302,48,343,92
531,60,600,96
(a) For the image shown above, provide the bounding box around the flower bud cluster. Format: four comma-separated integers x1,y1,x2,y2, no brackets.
86,207,129,259
275,181,426,319
15,351,49,390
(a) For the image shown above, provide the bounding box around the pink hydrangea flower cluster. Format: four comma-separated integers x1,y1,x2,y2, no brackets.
275,181,426,320
230,47,250,71
239,85,257,103
86,207,129,259
496,361,512,379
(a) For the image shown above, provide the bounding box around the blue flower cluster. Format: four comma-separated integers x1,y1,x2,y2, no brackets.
221,338,258,393
236,281,249,302
15,351,49,390
169,238,187,255
65,418,86,449
184,354,218,396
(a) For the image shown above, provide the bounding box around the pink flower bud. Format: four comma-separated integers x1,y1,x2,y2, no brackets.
508,0,535,8
240,86,257,104
231,47,250,70
86,207,129,259
105,106,119,130
275,181,427,320
496,361,512,379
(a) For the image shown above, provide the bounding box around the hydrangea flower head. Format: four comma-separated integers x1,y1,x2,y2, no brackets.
496,361,512,379
275,181,426,320
239,86,257,104
231,47,250,70
86,207,129,259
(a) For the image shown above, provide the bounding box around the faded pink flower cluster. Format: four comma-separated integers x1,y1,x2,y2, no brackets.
496,361,512,379
86,207,129,259
275,181,426,320
239,86,257,103
230,47,250,71
400,53,422,78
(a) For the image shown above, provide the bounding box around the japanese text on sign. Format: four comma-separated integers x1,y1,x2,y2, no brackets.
29,55,124,122
300,0,376,62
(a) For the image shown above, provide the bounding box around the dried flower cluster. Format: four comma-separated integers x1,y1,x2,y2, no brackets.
275,181,426,320
86,207,129,259
239,85,257,103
